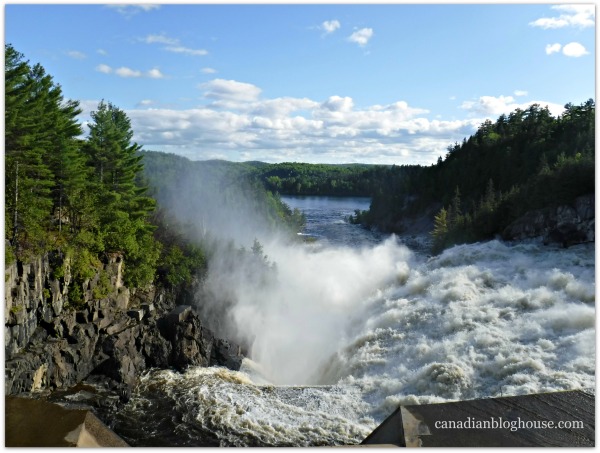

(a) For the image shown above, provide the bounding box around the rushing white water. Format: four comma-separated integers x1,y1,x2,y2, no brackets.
117,198,595,447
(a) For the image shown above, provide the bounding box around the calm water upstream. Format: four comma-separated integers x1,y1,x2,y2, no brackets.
111,196,595,447
281,195,381,247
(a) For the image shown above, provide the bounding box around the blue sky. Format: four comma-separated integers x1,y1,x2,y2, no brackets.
4,3,596,165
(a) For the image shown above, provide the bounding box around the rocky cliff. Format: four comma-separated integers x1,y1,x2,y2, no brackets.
5,251,243,401
502,194,595,246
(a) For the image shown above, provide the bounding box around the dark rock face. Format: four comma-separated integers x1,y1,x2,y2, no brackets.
5,253,244,401
502,194,595,247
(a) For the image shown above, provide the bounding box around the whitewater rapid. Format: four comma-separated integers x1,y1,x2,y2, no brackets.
116,235,595,447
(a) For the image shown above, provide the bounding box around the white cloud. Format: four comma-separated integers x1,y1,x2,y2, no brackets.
322,20,341,34
107,4,160,16
117,81,487,164
142,33,207,56
115,67,143,78
138,99,154,106
348,28,373,47
530,4,595,29
514,90,528,97
201,67,217,74
165,46,208,56
67,50,86,60
147,68,165,79
201,79,262,103
545,43,562,55
322,95,354,112
96,64,165,79
97,49,108,56
562,41,589,57
460,94,565,117
95,64,112,74
142,33,179,45
251,97,320,117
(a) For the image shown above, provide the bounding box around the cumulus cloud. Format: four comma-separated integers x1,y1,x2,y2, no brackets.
96,64,164,78
562,41,589,57
201,67,217,74
67,50,86,60
348,28,373,47
460,94,565,117
322,20,341,34
115,66,143,78
115,80,489,164
514,90,528,97
201,79,262,103
147,68,165,79
76,83,569,164
322,95,354,112
546,41,589,57
545,43,562,55
530,4,595,29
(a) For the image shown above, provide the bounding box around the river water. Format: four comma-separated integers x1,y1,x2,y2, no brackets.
113,196,595,447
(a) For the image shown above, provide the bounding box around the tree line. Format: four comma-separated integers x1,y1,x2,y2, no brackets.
5,44,164,302
254,162,385,197
5,44,308,303
353,101,595,252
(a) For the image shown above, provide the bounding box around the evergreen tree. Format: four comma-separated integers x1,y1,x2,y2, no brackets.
5,45,55,256
83,101,159,286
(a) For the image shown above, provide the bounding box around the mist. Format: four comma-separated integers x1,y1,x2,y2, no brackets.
154,161,414,384
201,236,414,384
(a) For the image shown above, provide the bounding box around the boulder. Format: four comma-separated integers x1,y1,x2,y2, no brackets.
211,338,243,371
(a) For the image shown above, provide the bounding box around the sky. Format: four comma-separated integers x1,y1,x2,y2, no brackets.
4,2,596,165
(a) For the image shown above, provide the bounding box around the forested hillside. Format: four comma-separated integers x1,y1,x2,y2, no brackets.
140,151,307,240
354,101,595,252
254,162,385,196
4,45,303,300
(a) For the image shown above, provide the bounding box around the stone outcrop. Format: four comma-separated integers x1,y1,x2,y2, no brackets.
502,194,594,247
4,252,244,401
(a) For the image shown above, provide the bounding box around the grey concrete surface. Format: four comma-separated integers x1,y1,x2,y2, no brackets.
5,396,129,447
362,390,595,447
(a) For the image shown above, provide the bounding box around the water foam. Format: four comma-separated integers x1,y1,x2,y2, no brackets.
121,238,594,446
332,240,595,420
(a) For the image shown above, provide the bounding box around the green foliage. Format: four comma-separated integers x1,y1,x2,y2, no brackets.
152,208,207,289
431,207,449,253
5,247,16,266
81,101,159,287
92,271,113,300
357,100,595,252
255,162,384,197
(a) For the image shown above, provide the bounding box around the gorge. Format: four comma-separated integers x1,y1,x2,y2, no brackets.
53,196,595,446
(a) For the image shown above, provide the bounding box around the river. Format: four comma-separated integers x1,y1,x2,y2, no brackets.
112,196,595,447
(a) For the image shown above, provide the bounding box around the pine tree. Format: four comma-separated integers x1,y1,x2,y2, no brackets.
83,101,158,286
5,45,55,256
432,207,448,240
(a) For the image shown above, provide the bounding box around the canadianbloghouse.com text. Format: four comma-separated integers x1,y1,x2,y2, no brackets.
434,417,584,432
